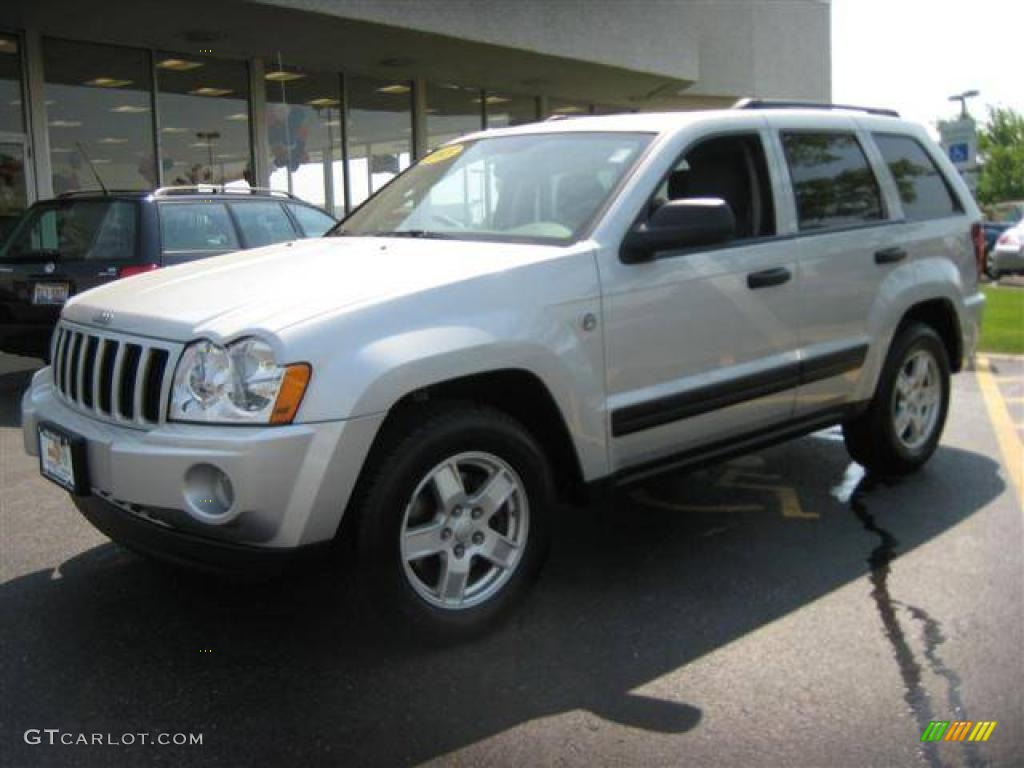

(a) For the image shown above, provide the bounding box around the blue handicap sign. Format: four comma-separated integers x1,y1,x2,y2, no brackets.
948,143,969,163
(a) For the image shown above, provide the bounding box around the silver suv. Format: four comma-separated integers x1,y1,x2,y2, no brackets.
21,101,985,639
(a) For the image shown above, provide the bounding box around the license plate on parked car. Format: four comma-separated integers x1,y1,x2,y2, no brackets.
38,423,88,495
32,282,69,305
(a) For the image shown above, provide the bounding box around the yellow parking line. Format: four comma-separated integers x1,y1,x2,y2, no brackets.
976,355,1024,504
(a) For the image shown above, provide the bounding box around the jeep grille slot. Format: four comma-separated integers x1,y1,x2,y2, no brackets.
51,322,180,428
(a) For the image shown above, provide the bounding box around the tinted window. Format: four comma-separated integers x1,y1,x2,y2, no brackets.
230,202,296,247
159,203,239,252
287,204,335,237
873,134,960,221
0,201,137,262
781,132,884,231
651,133,776,239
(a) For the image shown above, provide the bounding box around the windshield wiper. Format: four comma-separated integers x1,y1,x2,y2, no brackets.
369,230,457,240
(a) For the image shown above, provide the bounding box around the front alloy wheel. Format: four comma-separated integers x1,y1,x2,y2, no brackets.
400,452,529,610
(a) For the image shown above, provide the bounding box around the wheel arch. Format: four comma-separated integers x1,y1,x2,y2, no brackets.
894,297,963,372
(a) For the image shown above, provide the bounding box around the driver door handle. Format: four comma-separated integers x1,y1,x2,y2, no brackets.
747,266,792,290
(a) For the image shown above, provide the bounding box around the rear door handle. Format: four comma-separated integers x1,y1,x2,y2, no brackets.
747,266,792,289
874,247,907,264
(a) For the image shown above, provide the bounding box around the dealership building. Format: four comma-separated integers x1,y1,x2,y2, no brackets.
0,0,830,222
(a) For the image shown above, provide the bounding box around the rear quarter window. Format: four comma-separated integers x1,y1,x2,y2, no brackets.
159,203,239,253
287,203,336,237
781,132,885,231
872,133,962,221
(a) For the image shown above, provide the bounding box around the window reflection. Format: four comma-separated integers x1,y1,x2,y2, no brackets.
156,53,252,188
484,92,538,129
42,39,156,194
425,82,483,151
346,76,412,208
264,62,344,216
0,34,24,133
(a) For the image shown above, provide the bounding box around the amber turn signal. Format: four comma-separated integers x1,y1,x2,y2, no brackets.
270,364,311,425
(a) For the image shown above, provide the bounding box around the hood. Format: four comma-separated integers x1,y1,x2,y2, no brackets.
62,236,563,342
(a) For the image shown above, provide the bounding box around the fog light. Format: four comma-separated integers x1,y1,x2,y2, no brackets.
184,463,235,522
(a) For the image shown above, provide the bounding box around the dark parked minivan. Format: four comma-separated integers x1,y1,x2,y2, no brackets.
0,187,336,358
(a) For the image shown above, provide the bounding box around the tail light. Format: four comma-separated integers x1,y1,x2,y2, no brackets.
117,263,159,279
970,221,985,277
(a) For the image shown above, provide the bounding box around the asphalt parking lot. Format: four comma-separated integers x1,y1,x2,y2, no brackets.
1,351,1021,767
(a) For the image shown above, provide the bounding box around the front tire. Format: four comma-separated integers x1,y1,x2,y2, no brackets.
843,323,950,476
351,403,553,642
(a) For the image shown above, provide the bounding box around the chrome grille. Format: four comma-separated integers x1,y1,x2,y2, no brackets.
52,322,180,427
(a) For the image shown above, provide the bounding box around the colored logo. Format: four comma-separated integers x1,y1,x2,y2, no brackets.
921,721,996,742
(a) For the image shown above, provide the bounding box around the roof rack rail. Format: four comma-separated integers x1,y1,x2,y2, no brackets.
732,98,900,118
56,189,145,198
152,185,302,200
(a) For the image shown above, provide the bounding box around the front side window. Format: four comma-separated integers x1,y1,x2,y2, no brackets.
781,132,884,231
0,200,137,262
158,203,239,253
873,134,960,221
230,202,296,247
338,132,653,245
287,203,336,237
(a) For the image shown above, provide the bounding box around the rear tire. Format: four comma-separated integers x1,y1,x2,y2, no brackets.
843,323,950,476
351,402,553,642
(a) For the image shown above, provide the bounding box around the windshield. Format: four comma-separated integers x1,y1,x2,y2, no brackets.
336,132,653,244
0,199,138,262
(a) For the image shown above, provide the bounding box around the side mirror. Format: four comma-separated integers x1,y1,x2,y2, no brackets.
620,198,736,263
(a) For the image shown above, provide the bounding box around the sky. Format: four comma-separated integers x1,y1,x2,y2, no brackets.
831,0,1023,134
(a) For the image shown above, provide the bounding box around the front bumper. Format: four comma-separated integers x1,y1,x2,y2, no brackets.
22,368,384,551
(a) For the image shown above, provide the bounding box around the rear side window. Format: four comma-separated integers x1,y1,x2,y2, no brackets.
230,202,296,247
781,132,884,231
0,200,137,262
287,204,335,237
159,203,239,253
872,134,961,221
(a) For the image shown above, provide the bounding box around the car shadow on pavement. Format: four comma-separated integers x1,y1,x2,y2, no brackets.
0,433,1005,767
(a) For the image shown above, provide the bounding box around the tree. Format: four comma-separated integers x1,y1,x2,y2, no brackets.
976,106,1024,206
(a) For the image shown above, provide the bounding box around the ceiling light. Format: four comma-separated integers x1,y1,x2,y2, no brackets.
265,70,306,82
85,77,132,88
306,97,339,108
111,105,150,114
224,113,248,121
324,119,341,127
376,84,410,94
91,159,112,164
98,137,128,144
554,105,586,114
48,120,82,128
158,58,203,71
161,126,188,134
0,39,18,54
189,87,232,97
191,141,213,148
474,95,511,105
51,147,73,154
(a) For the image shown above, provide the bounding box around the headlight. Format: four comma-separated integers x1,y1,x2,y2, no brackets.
170,338,311,424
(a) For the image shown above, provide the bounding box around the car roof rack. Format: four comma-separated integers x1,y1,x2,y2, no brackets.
732,98,900,118
56,189,147,198
152,185,302,200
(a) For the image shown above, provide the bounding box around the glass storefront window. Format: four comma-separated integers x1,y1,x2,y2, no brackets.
0,34,24,133
264,62,344,216
156,52,251,188
484,92,538,129
346,75,412,209
42,39,156,194
425,82,483,151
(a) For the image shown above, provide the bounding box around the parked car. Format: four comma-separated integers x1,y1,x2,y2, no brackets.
22,101,984,640
982,200,1024,278
989,220,1024,278
0,187,336,358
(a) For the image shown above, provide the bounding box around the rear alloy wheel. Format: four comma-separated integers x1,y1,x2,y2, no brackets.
353,404,552,641
843,323,950,475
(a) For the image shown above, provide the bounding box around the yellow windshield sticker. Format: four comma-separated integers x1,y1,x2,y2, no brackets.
421,143,464,165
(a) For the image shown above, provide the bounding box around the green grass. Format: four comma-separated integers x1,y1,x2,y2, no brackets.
979,285,1024,355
